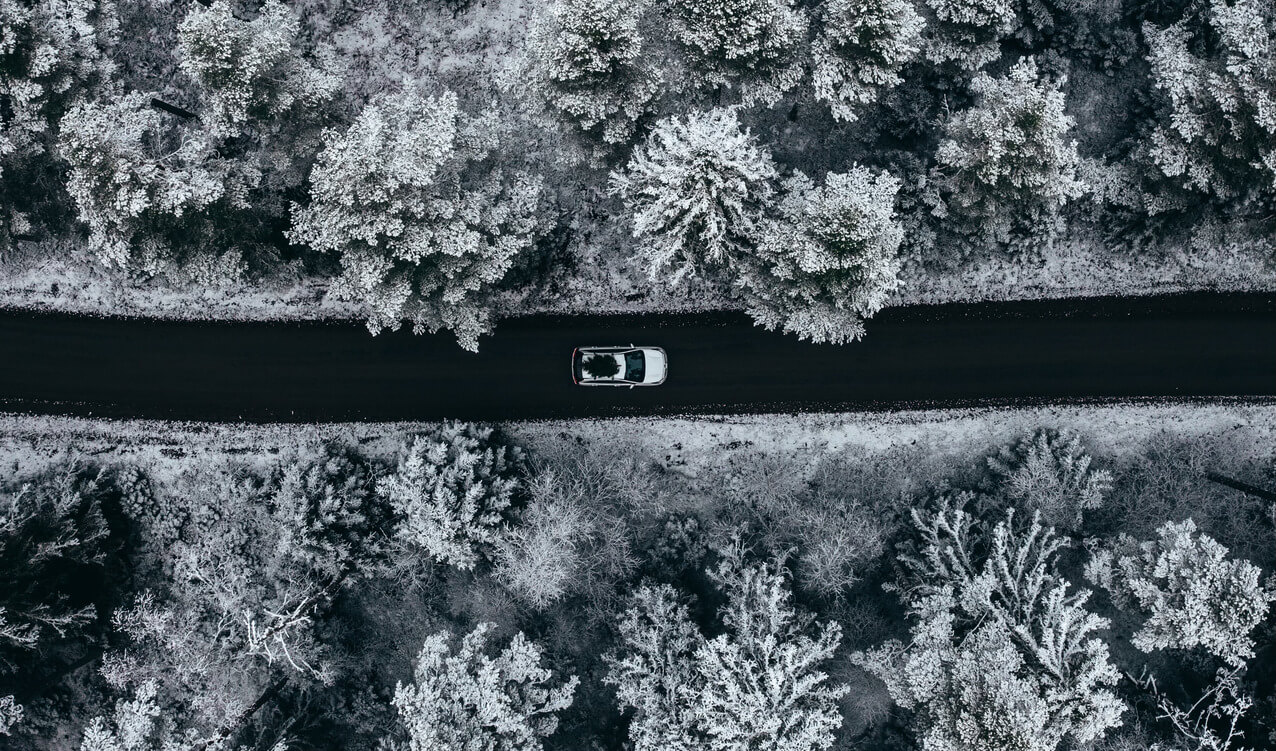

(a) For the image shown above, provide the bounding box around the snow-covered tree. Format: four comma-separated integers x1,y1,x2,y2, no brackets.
695,554,847,751
380,423,523,571
1085,519,1275,668
606,552,847,751
177,0,339,138
934,58,1084,249
857,497,1125,751
742,166,904,344
605,584,702,751
289,90,542,351
79,681,209,751
0,695,20,736
987,429,1113,530
0,0,117,168
1143,0,1276,203
611,107,778,284
389,623,578,751
100,464,362,734
58,92,250,272
811,0,925,122
523,0,660,152
922,0,1017,70
273,443,388,581
664,0,809,105
0,465,110,675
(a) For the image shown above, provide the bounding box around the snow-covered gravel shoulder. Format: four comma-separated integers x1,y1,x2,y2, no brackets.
3,401,1271,482
3,235,1272,323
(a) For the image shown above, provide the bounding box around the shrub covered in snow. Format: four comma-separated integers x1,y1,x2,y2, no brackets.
987,428,1113,530
380,422,523,571
1085,519,1275,667
289,90,542,351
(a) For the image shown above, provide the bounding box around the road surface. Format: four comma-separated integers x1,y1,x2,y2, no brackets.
1,293,1274,422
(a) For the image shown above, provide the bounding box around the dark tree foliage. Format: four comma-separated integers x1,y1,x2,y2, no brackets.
0,464,125,697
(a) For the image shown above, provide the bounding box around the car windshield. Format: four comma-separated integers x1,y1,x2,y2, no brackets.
624,350,645,381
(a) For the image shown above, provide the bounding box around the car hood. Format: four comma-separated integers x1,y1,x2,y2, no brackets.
642,349,667,383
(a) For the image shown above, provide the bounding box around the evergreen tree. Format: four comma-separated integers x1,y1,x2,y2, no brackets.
379,423,523,571
389,624,578,751
1085,519,1275,668
606,551,847,751
934,58,1084,249
922,0,1018,70
605,584,702,751
524,0,660,153
855,496,1125,751
0,0,118,241
611,107,778,284
0,465,113,679
289,90,542,351
177,0,339,138
1143,0,1276,204
811,0,926,122
663,0,809,106
742,166,904,344
58,92,251,273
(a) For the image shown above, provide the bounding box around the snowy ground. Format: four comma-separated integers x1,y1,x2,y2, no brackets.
3,400,1271,485
3,235,1273,323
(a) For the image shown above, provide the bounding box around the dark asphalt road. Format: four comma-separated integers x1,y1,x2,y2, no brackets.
1,293,1275,422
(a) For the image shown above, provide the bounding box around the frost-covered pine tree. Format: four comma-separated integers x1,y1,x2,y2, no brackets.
289,90,542,351
379,423,523,571
856,497,1125,751
58,92,249,273
177,0,339,138
1085,519,1276,668
606,552,847,751
389,624,578,751
742,166,904,344
604,584,703,751
934,57,1084,250
922,0,1018,70
663,0,809,106
523,0,660,152
694,555,847,751
611,107,778,284
811,0,925,122
987,429,1113,531
1143,0,1276,203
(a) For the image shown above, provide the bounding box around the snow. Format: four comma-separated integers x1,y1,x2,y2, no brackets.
2,400,1270,486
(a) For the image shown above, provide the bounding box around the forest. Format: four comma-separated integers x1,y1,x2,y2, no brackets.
2,409,1274,751
3,0,1276,346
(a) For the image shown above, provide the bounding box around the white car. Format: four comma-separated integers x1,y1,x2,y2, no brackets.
572,345,667,387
